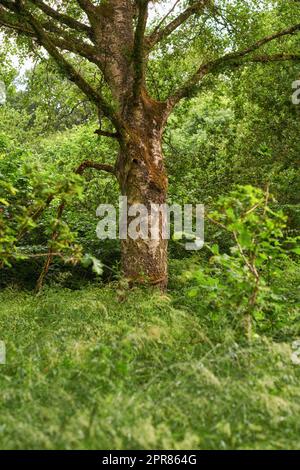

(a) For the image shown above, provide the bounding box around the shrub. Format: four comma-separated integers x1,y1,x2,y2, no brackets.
187,186,300,338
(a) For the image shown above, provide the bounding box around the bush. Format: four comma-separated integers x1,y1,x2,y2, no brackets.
186,186,300,338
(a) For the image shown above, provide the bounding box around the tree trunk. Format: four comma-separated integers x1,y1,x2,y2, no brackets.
120,166,168,289
117,95,169,289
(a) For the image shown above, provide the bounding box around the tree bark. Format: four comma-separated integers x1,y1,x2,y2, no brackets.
117,92,169,289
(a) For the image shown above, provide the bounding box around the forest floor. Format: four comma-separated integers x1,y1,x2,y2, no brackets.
0,274,300,450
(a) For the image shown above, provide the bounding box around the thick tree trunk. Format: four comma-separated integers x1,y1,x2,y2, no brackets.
120,161,168,289
89,0,171,288
117,95,169,289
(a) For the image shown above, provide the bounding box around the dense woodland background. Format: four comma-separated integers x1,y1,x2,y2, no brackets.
0,0,299,450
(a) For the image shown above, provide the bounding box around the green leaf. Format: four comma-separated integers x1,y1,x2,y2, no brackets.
211,244,219,255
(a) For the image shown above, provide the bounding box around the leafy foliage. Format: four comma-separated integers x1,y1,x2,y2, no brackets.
0,0,299,450
186,186,299,337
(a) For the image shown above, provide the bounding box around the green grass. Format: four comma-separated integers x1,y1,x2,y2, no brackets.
0,279,300,450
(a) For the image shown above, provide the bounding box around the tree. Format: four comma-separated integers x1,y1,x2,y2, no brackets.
0,0,299,288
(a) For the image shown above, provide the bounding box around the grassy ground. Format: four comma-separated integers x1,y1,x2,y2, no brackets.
0,275,300,450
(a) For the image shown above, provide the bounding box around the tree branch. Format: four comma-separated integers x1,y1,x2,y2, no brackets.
149,0,180,40
0,5,34,35
75,160,116,176
95,129,120,139
0,3,100,65
29,0,91,35
147,0,212,48
76,0,96,17
4,2,124,132
167,22,300,106
132,0,149,101
240,53,300,66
